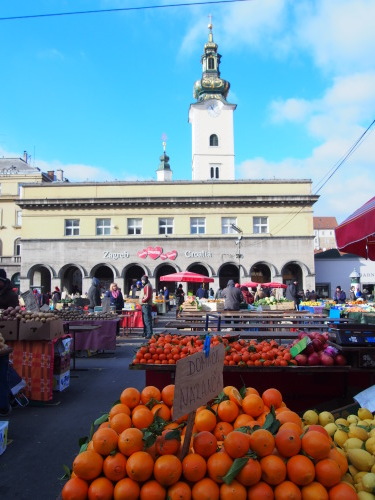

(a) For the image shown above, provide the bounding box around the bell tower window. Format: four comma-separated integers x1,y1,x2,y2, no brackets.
210,134,218,147
208,57,215,70
210,164,220,179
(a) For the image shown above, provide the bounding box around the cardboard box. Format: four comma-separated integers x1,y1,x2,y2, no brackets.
53,370,70,392
53,354,71,374
0,320,19,341
19,319,65,341
0,421,9,455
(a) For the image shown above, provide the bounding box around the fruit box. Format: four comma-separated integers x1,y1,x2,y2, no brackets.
53,369,70,392
19,319,65,341
0,320,19,341
0,420,9,455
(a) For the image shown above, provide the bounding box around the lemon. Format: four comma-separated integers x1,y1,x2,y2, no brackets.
343,472,354,485
349,464,359,476
302,409,319,425
365,436,375,454
355,471,369,483
358,408,373,421
334,429,349,447
369,428,375,438
324,422,338,436
348,425,369,441
357,491,375,500
348,414,360,424
347,449,375,472
319,411,335,426
335,417,349,426
362,472,375,492
344,437,365,451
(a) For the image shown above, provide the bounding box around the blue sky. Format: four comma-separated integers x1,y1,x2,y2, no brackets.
0,0,374,224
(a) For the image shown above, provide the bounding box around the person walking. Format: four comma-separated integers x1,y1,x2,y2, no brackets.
163,286,170,311
222,279,243,310
105,283,124,313
139,275,153,338
175,284,185,317
88,277,101,313
286,280,300,310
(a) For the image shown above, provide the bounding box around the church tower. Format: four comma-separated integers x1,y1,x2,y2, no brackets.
189,22,236,181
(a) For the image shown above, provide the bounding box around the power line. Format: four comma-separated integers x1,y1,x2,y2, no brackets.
0,0,253,22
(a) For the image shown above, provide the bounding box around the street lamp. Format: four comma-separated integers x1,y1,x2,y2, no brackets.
231,223,243,283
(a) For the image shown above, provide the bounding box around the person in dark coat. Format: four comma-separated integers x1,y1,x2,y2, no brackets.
240,286,254,305
196,285,207,299
222,279,243,310
104,283,124,313
88,277,101,313
286,280,300,310
0,269,19,309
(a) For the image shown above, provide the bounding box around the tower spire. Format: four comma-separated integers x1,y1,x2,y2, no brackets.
193,21,230,102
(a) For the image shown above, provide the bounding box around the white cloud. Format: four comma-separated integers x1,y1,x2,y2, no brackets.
37,48,65,60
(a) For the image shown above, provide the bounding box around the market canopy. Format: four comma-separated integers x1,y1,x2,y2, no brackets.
160,271,214,283
242,281,262,288
335,196,375,260
263,282,288,289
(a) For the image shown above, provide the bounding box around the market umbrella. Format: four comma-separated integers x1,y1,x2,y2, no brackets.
160,271,214,283
263,282,288,289
335,196,375,260
242,281,262,288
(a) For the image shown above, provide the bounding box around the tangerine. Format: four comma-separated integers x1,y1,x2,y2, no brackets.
217,399,240,423
207,451,233,483
92,427,119,455
314,458,342,488
141,385,161,404
126,450,154,482
109,412,132,434
182,453,207,482
109,403,131,419
250,428,275,457
161,384,175,407
276,410,302,428
113,477,140,500
301,430,331,460
300,481,328,500
118,427,144,456
262,388,283,409
72,450,104,481
193,431,218,458
220,479,247,500
242,394,264,417
61,477,89,500
195,409,217,432
328,482,358,499
131,406,154,429
139,479,166,500
274,480,301,500
102,452,127,481
120,387,141,409
236,457,262,486
260,454,287,485
223,430,251,458
191,477,220,500
87,476,114,500
153,454,182,486
286,454,315,486
167,481,192,500
214,421,234,441
247,481,274,499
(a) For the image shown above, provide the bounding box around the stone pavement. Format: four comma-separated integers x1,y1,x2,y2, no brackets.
0,308,177,500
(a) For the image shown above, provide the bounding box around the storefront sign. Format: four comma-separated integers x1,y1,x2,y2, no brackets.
103,251,129,260
185,250,212,258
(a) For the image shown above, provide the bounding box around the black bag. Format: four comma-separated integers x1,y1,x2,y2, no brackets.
8,363,29,408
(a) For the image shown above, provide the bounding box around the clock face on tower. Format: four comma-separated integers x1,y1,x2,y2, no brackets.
206,100,223,117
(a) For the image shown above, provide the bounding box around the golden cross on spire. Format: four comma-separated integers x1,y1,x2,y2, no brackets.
208,13,213,29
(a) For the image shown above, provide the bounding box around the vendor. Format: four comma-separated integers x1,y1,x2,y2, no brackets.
104,283,124,314
0,268,19,309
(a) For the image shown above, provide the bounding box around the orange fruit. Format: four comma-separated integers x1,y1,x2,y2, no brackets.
195,409,217,432
227,386,243,407
153,454,182,486
275,427,302,457
247,481,274,499
328,482,357,500
235,457,262,486
244,387,260,397
193,431,217,458
286,454,315,486
131,406,154,429
141,385,161,404
223,430,251,458
328,447,348,475
220,479,247,500
92,427,119,456
242,394,264,417
260,454,287,486
276,410,302,428
161,384,175,407
167,481,192,500
155,429,181,456
139,479,166,500
113,477,140,500
301,430,331,460
233,413,255,429
109,403,131,419
314,458,342,488
249,428,275,457
182,453,207,482
102,452,127,482
214,421,234,440
262,388,283,409
191,477,220,500
300,481,328,500
72,450,104,481
126,450,154,482
151,403,171,421
87,476,114,500
207,451,233,484
217,400,240,423
109,412,132,434
61,476,89,500
118,427,144,456
120,387,141,409
274,480,301,500
279,422,303,433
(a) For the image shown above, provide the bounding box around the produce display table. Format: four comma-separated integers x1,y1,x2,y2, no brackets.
65,319,119,351
7,339,56,401
119,311,143,332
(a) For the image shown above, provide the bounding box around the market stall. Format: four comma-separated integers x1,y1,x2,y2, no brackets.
66,319,119,351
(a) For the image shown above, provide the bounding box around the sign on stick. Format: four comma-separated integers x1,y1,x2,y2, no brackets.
21,290,40,312
173,343,225,420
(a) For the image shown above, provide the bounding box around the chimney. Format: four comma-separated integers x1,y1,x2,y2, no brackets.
56,169,64,181
47,170,55,180
23,151,28,163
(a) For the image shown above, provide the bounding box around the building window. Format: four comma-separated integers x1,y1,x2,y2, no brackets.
96,218,111,236
190,217,205,234
253,216,268,234
127,218,142,235
65,219,80,236
18,183,23,196
208,57,215,70
210,134,218,146
159,218,173,235
222,217,237,234
16,210,22,227
15,238,21,256
210,164,220,179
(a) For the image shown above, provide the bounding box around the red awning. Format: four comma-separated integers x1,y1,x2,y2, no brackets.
160,271,214,283
335,196,375,260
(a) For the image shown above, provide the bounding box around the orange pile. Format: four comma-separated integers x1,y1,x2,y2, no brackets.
62,384,357,500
